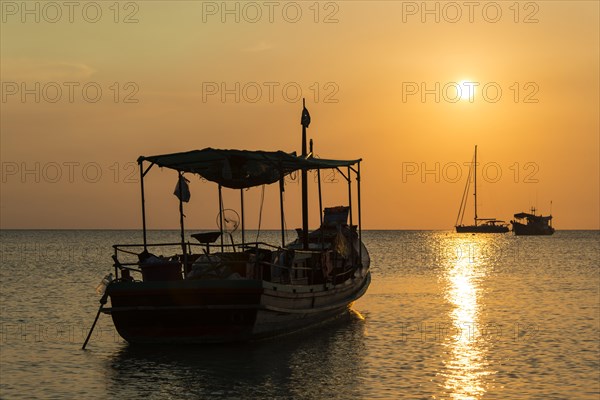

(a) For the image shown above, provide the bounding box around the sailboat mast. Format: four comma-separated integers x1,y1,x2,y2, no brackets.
474,145,478,226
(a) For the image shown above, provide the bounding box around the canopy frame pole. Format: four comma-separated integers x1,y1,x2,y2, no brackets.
335,167,349,182
347,166,353,227
317,170,323,227
357,162,362,266
310,140,323,229
240,189,245,246
138,160,154,252
318,169,326,249
218,184,224,252
310,139,324,248
139,160,147,251
279,178,286,248
177,172,187,271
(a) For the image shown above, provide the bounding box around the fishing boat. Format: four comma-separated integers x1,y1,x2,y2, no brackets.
454,145,509,233
83,102,370,346
511,207,555,235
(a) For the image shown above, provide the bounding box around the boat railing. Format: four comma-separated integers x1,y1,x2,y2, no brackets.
112,241,357,285
111,241,285,280
113,240,280,253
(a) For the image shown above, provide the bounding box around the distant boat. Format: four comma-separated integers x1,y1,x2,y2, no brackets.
454,145,509,233
511,207,555,235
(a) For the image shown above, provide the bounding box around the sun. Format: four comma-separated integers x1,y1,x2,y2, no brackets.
458,80,476,102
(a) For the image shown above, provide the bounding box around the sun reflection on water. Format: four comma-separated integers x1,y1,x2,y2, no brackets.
349,306,366,321
439,235,497,399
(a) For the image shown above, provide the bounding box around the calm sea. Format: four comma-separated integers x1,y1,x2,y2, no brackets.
0,230,598,399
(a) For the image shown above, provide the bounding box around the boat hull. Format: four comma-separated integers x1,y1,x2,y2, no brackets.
455,225,509,233
512,222,555,236
105,273,370,343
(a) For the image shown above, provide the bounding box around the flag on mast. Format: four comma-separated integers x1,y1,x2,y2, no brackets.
301,99,311,128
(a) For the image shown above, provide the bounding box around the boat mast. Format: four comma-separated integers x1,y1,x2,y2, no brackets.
474,145,478,226
301,99,310,250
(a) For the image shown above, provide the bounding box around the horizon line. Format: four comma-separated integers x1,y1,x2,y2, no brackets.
1,228,598,232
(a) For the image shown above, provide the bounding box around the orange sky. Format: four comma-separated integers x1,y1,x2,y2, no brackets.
1,1,598,229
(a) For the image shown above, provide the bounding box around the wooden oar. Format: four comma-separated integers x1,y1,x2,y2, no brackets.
82,290,109,350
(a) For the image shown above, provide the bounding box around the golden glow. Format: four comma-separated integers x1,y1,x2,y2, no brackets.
458,80,476,102
441,235,495,399
0,2,598,229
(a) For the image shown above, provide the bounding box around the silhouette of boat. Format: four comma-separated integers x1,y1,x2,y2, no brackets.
454,145,509,233
87,102,370,344
511,207,555,235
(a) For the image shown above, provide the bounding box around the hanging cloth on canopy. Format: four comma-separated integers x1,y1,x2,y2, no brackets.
174,175,191,202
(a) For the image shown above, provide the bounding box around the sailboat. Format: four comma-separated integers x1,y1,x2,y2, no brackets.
455,145,509,233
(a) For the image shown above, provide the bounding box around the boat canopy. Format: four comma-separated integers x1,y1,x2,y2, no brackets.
514,212,551,220
138,148,361,189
